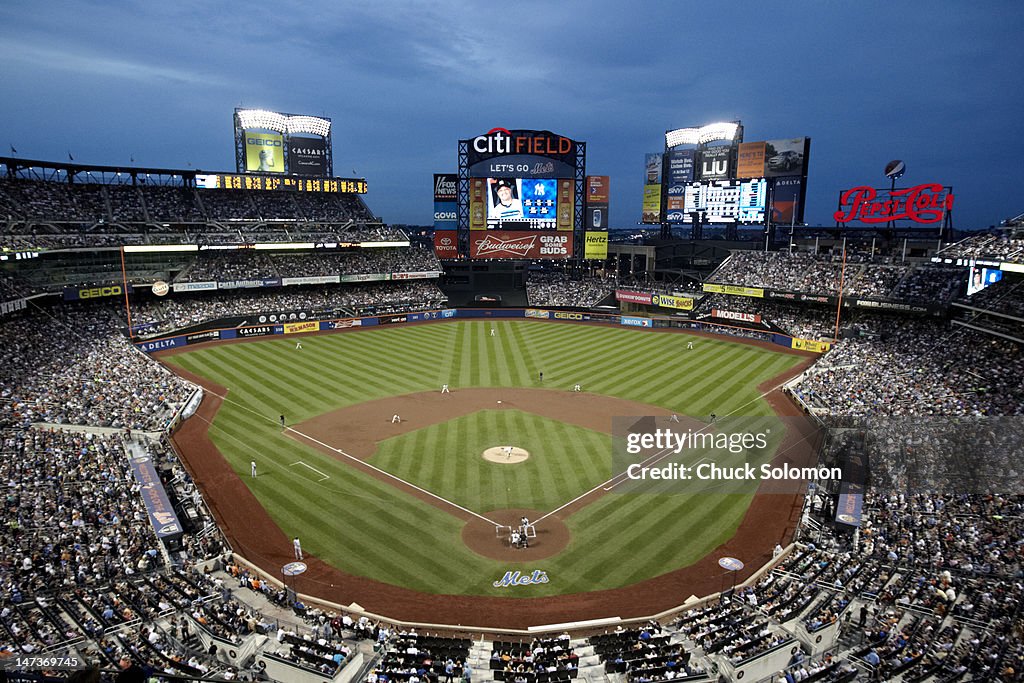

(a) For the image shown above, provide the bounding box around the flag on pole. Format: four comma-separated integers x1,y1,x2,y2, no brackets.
9,145,17,155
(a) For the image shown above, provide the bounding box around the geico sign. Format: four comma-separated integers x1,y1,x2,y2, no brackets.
79,286,123,298
553,312,584,320
247,138,281,147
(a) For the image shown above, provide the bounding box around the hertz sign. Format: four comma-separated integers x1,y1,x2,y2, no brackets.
63,284,132,301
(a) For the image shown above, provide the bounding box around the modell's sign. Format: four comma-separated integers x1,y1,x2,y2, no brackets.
834,183,954,224
712,309,761,324
470,231,572,260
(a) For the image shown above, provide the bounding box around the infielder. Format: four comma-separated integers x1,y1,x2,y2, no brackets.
441,384,450,394
293,537,303,560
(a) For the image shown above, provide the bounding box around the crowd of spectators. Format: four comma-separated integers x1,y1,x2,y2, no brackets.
938,232,1024,264
181,246,440,283
130,281,447,333
0,176,385,250
526,272,615,307
791,318,1024,416
708,251,965,303
0,305,194,430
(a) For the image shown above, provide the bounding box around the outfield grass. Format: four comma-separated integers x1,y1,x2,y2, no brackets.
166,320,804,597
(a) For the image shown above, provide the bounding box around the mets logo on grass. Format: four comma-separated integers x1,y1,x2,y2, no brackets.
493,570,549,588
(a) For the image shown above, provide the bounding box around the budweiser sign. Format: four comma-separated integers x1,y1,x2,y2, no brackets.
470,231,572,259
834,183,954,224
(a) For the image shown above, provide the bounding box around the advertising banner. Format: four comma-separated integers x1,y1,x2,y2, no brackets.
764,138,809,178
128,454,183,538
666,180,686,212
834,183,953,225
711,309,761,324
433,173,458,201
185,330,222,344
244,132,285,173
433,201,457,230
583,232,609,259
667,149,695,185
643,153,663,185
136,336,187,353
651,293,695,311
62,284,133,301
551,311,591,321
736,142,766,179
173,281,217,292
641,185,662,224
219,278,281,290
621,316,652,327
284,321,319,335
525,309,550,319
699,145,732,180
771,176,804,224
391,271,442,280
282,275,340,286
328,318,363,330
791,338,831,353
339,273,390,282
469,231,573,259
378,315,408,325
287,136,328,176
586,175,609,203
615,290,653,304
470,178,487,230
433,231,459,259
236,325,277,338
585,175,609,230
556,179,574,231
0,298,26,315
703,283,765,298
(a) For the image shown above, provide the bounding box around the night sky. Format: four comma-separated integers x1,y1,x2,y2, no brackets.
2,0,1022,229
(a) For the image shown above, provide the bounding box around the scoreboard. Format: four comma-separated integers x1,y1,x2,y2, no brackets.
196,174,366,193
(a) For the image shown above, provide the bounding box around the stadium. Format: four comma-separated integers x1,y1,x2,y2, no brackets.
1,111,1023,683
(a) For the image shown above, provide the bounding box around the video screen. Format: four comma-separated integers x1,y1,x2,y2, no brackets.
682,178,767,224
966,265,1003,296
486,178,558,229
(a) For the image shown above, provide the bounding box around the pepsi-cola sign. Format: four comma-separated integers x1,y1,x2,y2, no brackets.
835,183,953,224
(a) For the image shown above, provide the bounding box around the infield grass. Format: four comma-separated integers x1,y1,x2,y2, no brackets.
166,320,804,597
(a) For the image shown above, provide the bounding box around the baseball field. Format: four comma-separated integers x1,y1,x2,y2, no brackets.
163,319,816,623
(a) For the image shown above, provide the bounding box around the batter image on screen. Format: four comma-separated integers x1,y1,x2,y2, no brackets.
488,178,524,221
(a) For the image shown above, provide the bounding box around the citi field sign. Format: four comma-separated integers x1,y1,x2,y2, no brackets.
465,128,578,177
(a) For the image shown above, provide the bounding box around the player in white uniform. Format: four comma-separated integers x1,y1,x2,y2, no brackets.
490,179,524,221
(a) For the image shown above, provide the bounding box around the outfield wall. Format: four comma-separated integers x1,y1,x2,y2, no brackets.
134,307,830,355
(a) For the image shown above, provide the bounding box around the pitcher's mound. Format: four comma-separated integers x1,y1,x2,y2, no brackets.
483,446,529,464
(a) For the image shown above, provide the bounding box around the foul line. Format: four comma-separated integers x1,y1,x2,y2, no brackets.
290,460,330,482
534,376,803,525
286,426,503,528
194,387,502,527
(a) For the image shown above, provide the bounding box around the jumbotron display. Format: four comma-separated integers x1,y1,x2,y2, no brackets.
233,108,333,177
455,128,588,260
